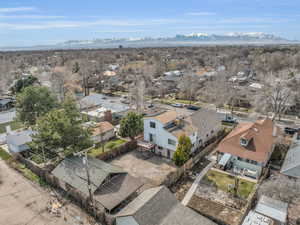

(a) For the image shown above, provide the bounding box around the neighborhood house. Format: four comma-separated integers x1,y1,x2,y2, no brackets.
80,93,130,121
91,121,115,143
217,118,278,179
116,186,216,225
143,109,221,159
52,155,143,212
281,132,300,179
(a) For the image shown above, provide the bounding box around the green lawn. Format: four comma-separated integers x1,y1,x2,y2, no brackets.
0,148,46,186
0,120,24,133
159,98,201,106
204,170,256,199
0,147,12,161
88,138,127,157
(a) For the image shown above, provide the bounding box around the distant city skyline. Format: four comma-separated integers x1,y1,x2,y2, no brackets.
1,0,300,46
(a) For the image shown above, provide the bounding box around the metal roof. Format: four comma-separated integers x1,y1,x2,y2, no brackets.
6,129,33,146
281,138,300,178
219,153,232,166
0,99,12,106
242,211,272,225
52,155,125,196
255,195,288,223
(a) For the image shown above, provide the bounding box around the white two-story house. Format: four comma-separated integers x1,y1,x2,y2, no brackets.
144,109,221,159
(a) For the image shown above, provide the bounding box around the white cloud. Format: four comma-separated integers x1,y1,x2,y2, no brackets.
0,7,36,13
186,12,216,16
94,30,146,33
0,15,66,19
0,18,188,30
218,17,292,24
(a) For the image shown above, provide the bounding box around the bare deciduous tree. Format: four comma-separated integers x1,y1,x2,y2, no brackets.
258,73,295,120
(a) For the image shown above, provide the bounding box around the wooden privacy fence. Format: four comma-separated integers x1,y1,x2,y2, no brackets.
96,140,137,161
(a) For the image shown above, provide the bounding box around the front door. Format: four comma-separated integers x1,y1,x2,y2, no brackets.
167,150,170,159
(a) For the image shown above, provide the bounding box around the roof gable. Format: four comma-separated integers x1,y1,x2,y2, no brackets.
218,118,277,163
52,155,125,196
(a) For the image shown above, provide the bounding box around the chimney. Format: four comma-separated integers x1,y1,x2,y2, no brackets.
104,110,113,122
272,125,277,137
6,125,12,135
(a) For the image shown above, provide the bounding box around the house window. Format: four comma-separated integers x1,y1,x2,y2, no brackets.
168,139,176,146
150,121,156,128
240,138,249,147
250,160,258,165
149,133,154,142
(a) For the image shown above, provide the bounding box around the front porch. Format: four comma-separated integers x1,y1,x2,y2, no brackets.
216,153,262,180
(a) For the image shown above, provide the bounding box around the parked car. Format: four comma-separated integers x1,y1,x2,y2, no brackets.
186,105,200,111
171,103,184,108
221,114,238,124
284,127,299,135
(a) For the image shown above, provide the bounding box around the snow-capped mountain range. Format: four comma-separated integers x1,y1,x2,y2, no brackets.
0,32,296,51
60,32,289,46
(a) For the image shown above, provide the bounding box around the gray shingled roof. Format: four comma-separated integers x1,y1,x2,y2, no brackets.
281,138,300,178
52,155,125,196
117,186,216,225
190,108,221,136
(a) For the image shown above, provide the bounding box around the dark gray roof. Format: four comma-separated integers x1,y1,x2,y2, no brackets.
94,173,143,211
52,155,125,196
281,138,300,178
117,186,216,225
190,108,221,136
6,129,33,146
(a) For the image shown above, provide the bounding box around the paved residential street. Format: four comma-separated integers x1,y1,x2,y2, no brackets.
0,159,100,225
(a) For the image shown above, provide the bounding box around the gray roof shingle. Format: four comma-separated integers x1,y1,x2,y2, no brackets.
281,138,300,178
52,155,125,196
117,186,216,225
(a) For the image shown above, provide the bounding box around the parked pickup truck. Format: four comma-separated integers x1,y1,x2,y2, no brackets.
221,114,238,124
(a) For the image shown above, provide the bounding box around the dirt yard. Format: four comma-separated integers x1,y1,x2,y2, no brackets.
188,195,243,225
171,157,211,201
110,151,177,186
0,159,100,225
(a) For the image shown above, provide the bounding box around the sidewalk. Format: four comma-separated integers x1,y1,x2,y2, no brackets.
181,160,215,206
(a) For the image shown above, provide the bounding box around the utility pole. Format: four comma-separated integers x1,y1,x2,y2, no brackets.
82,151,95,217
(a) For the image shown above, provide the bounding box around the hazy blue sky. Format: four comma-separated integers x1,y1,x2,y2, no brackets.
1,0,300,46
